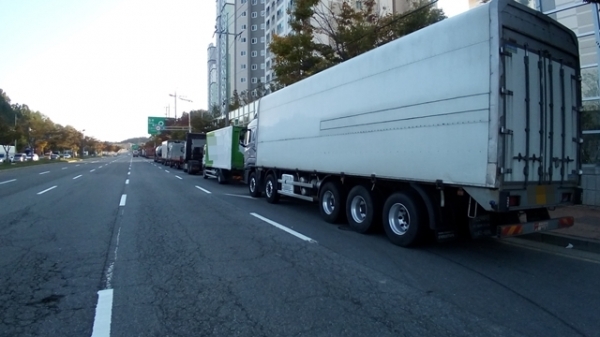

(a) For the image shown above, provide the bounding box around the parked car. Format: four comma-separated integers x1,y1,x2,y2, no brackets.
50,153,60,160
11,153,26,162
26,154,39,161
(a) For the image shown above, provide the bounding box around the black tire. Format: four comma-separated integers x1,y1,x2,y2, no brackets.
248,172,261,198
345,185,380,233
217,170,228,184
382,192,426,247
264,174,280,204
319,181,346,223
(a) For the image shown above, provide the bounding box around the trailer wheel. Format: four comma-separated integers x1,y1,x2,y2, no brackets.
265,174,280,204
346,185,379,233
248,172,261,198
217,170,228,184
319,181,346,223
382,192,425,247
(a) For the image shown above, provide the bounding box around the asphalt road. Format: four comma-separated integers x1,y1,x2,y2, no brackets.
1,155,599,337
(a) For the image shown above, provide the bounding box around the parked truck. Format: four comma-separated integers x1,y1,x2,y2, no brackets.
167,141,185,169
160,140,182,166
203,125,245,184
183,133,207,175
239,0,582,247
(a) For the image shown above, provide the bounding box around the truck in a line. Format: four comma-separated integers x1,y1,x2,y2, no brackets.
167,141,185,169
154,146,162,163
203,125,245,184
183,133,207,175
160,140,180,166
239,0,582,247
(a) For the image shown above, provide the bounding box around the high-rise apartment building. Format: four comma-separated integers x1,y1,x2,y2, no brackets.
211,0,267,112
207,43,218,110
211,0,419,108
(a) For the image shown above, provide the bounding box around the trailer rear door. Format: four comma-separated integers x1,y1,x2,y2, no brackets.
499,29,580,189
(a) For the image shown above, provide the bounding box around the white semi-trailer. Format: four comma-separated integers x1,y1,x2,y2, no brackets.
239,0,582,247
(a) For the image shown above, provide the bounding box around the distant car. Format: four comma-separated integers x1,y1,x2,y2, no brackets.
63,154,71,159
11,153,26,162
27,154,39,161
50,154,60,160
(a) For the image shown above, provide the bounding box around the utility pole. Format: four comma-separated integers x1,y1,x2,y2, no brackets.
179,97,194,133
169,92,178,120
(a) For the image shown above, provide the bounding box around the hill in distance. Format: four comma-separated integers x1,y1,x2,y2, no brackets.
119,137,149,144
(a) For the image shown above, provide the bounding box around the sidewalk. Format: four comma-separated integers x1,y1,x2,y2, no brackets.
522,205,600,254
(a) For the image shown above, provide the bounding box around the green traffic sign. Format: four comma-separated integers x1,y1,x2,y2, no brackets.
148,117,166,134
132,144,139,150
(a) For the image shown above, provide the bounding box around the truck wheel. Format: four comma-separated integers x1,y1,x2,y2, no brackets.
265,174,280,204
319,181,346,223
217,170,227,184
346,185,380,233
248,172,261,198
382,192,425,247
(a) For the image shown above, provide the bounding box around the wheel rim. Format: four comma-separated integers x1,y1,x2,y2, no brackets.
266,180,273,198
350,195,367,223
322,191,335,215
388,203,410,236
250,177,256,193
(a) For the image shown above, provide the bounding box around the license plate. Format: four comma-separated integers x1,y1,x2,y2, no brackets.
534,222,548,231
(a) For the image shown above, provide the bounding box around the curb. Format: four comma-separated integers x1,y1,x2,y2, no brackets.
521,232,600,254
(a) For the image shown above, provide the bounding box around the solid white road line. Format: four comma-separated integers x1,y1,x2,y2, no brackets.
175,176,182,180
195,186,211,194
91,289,113,337
39,171,50,175
224,193,254,199
0,179,17,185
119,194,127,206
250,213,316,243
125,179,129,184
37,186,57,195
73,175,82,180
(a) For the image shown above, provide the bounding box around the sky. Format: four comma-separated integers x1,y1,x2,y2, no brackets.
0,0,468,143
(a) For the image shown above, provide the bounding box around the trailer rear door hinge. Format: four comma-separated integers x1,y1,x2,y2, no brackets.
500,87,514,96
500,127,513,135
500,47,513,57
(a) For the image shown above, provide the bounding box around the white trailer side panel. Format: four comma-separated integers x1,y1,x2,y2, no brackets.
256,5,494,187
207,126,233,170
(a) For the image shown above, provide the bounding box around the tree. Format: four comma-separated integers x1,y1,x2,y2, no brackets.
269,0,446,87
0,89,17,160
269,0,331,86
